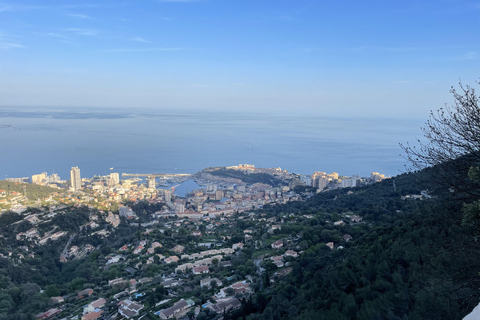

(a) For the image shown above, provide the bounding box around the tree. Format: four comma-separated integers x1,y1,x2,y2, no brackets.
462,167,480,231
262,261,277,274
186,309,195,319
401,81,480,196
44,284,60,298
401,81,480,170
263,272,270,288
197,311,208,320
225,287,235,296
210,280,217,290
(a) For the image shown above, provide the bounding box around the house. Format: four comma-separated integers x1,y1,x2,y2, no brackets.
334,220,345,226
200,277,223,288
133,244,144,255
35,308,61,319
274,267,293,278
326,242,334,250
109,278,127,287
162,278,180,288
232,281,251,293
343,234,353,242
84,298,106,314
232,243,244,250
147,242,162,254
172,245,185,253
284,250,298,258
119,206,137,219
205,297,241,314
270,225,282,232
82,310,103,320
271,255,283,262
118,299,144,319
69,245,79,255
158,299,191,319
350,215,363,223
218,281,251,298
164,256,179,264
191,230,202,236
77,288,93,299
271,240,283,249
273,260,284,268
59,254,68,263
106,255,122,265
193,265,209,275
138,277,153,285
175,263,193,273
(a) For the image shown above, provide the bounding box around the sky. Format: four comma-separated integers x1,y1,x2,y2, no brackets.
0,0,479,117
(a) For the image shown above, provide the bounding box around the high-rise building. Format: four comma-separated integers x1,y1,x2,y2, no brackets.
31,172,47,184
109,172,120,185
340,175,360,188
215,190,224,200
175,202,185,213
206,184,217,192
164,190,172,203
147,177,156,189
47,173,60,183
311,171,339,190
317,177,328,191
70,167,81,192
371,172,385,182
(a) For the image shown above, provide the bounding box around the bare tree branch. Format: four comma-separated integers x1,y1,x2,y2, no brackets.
400,80,480,197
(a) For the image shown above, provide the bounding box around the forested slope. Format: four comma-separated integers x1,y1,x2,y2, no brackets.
236,171,480,320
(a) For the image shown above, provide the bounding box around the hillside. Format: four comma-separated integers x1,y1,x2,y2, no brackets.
227,171,480,320
1,166,480,320
200,167,288,187
0,180,64,207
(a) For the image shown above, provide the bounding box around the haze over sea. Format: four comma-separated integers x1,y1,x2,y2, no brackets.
0,107,423,180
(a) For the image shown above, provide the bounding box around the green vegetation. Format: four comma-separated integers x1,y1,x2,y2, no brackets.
222,171,480,319
203,168,286,187
0,180,63,201
1,166,480,320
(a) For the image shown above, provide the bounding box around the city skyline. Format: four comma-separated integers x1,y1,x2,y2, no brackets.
0,1,479,117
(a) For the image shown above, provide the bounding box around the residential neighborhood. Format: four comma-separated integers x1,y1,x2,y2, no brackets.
0,165,379,319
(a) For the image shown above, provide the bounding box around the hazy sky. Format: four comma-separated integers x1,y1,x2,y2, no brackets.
0,0,479,117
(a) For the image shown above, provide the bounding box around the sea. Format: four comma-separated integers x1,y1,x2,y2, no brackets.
0,107,424,182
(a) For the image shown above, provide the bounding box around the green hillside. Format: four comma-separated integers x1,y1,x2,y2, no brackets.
0,180,63,200
201,167,287,187
224,169,480,320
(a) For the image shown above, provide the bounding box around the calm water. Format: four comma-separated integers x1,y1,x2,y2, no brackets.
0,107,424,180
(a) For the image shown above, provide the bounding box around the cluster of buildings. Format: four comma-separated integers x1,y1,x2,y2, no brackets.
310,171,387,191
3,165,387,215
0,167,378,320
